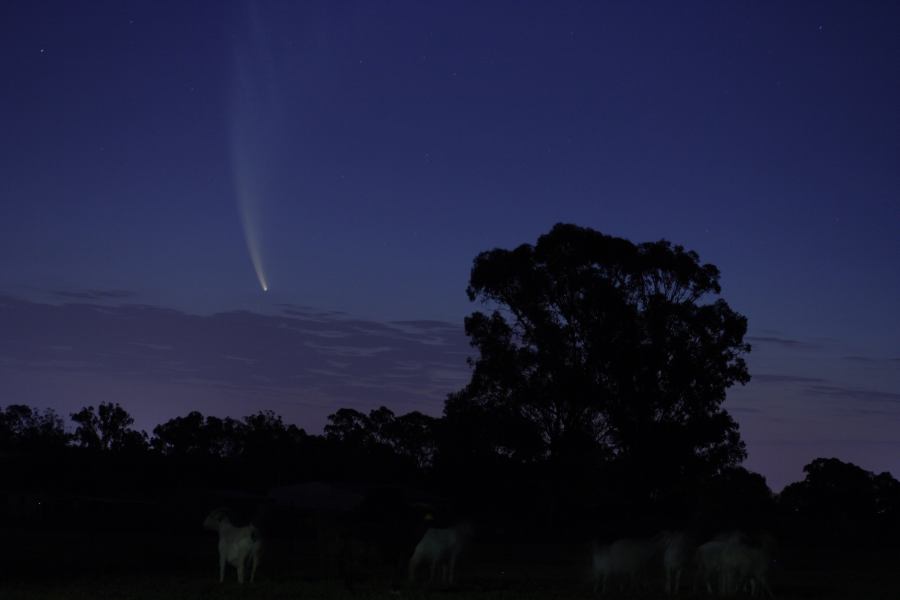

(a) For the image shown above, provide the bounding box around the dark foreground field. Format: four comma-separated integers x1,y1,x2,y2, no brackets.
2,529,899,600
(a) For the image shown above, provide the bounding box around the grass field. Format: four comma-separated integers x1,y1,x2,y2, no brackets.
4,571,900,600
2,529,899,599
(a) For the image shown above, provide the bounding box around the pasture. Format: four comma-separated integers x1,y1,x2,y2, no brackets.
1,527,899,600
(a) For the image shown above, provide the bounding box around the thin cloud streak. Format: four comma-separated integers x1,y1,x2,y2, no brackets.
746,335,816,349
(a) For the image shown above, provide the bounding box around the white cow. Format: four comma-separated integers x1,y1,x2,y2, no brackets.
591,537,658,594
203,508,261,584
408,521,474,585
721,538,775,598
695,532,775,597
695,536,732,595
660,531,692,595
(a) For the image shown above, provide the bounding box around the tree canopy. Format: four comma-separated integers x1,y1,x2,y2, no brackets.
0,404,68,452
70,402,148,452
447,223,751,485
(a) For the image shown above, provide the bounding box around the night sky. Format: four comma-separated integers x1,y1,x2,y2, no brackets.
1,1,898,490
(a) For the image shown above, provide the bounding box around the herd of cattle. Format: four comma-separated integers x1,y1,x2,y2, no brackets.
204,509,776,597
591,530,775,597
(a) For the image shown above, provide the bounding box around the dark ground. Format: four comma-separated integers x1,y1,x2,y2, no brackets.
2,528,899,599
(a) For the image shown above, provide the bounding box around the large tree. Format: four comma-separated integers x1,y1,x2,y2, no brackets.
447,223,750,482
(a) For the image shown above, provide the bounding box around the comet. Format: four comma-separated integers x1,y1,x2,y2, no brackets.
235,173,269,293
230,3,281,293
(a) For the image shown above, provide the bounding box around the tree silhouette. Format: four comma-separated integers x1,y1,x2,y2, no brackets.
202,415,244,457
152,411,243,458
239,409,308,458
325,408,374,447
779,457,900,544
320,406,441,482
384,410,438,470
781,457,878,516
70,402,147,452
448,223,750,488
152,410,206,456
0,404,68,451
367,406,397,447
692,466,774,534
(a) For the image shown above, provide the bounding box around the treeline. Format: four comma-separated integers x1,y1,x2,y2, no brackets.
2,402,899,548
0,402,436,493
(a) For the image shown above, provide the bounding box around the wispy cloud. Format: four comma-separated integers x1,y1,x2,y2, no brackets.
747,439,900,447
729,406,764,414
842,355,900,367
805,384,900,404
129,342,173,351
746,335,814,349
51,289,136,300
753,373,826,384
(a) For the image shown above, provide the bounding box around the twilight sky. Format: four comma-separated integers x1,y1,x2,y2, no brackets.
1,1,898,490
